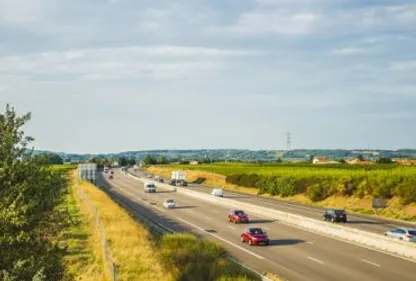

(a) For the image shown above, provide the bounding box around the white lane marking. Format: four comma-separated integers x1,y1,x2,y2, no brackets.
308,257,324,265
360,259,380,268
157,223,176,233
203,216,212,221
228,226,236,230
185,209,194,214
176,217,264,260
264,227,271,230
306,241,314,244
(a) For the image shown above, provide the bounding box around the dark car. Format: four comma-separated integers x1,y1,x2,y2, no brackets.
228,209,249,224
323,209,347,223
241,228,269,246
170,179,188,186
109,175,113,179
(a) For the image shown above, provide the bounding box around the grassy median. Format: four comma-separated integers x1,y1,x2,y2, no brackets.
70,172,261,281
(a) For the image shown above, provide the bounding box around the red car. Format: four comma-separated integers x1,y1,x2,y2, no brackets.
241,228,269,246
228,209,249,224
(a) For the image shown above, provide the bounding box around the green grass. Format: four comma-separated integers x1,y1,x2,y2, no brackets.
60,181,105,281
51,164,78,171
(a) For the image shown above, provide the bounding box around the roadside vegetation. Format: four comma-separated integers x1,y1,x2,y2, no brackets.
146,163,416,221
77,177,260,281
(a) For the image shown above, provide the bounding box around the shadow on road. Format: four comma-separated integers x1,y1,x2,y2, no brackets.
225,195,251,199
174,206,197,209
268,239,305,246
247,219,276,224
346,220,383,225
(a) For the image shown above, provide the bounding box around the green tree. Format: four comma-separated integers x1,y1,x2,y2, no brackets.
44,153,63,165
376,157,393,164
357,154,365,161
157,154,167,164
143,154,156,165
118,156,128,166
0,104,67,280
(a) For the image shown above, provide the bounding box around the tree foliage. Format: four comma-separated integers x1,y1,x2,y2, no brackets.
0,105,68,281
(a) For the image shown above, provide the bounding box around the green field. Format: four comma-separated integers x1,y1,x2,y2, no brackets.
163,163,416,205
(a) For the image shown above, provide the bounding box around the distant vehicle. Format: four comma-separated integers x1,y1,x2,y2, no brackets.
385,228,416,242
144,182,156,193
109,174,113,179
146,174,153,178
323,209,347,223
163,199,177,208
241,228,269,246
104,167,109,173
228,209,249,224
211,188,223,197
169,179,188,186
155,176,164,183
110,170,114,175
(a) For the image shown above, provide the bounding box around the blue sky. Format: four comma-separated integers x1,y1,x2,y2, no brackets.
0,0,415,153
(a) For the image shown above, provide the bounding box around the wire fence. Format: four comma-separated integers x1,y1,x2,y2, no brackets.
76,183,117,281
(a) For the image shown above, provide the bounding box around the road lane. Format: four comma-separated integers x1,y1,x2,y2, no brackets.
99,170,416,281
132,170,416,234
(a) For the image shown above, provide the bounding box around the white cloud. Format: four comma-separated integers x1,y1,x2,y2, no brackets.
0,45,259,80
229,11,321,36
332,48,367,55
0,0,50,24
390,60,416,71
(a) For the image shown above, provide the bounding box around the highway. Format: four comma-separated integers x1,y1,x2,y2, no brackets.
129,170,416,235
96,169,416,281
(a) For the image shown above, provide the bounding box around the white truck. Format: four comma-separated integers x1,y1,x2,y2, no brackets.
144,182,157,193
170,171,188,186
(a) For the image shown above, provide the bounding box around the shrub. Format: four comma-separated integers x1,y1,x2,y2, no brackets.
307,184,327,202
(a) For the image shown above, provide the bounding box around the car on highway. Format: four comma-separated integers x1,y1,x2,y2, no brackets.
144,182,156,193
110,170,114,175
146,174,153,178
109,174,113,179
385,227,416,242
241,227,269,246
155,176,164,183
211,188,224,197
169,179,187,186
323,209,347,223
228,209,249,224
163,199,177,209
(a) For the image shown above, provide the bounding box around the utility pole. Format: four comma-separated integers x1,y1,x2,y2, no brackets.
286,132,291,151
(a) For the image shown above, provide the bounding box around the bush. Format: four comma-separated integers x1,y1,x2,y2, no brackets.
393,182,416,205
306,184,327,202
160,234,259,281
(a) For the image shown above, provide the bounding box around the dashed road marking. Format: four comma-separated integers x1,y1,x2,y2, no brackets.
360,259,380,268
308,256,324,264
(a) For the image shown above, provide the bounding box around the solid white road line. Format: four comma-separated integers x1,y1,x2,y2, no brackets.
176,217,265,260
228,226,236,230
360,259,381,268
306,241,314,244
308,256,324,264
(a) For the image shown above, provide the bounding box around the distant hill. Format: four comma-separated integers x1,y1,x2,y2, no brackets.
32,149,416,162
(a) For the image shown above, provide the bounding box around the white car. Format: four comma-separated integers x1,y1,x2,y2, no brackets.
385,227,416,242
163,199,177,208
211,188,224,197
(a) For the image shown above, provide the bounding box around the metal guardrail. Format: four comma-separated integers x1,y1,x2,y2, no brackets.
76,183,117,281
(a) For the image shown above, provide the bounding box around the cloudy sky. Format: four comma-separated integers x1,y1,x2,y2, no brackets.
1,0,415,153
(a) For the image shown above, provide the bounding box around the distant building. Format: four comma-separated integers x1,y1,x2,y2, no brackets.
392,159,416,165
312,157,338,164
190,160,199,165
345,158,373,165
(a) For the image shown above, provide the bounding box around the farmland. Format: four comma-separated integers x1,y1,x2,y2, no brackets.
149,163,416,221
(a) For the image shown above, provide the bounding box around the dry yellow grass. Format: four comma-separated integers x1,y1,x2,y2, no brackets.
146,166,259,195
74,173,172,281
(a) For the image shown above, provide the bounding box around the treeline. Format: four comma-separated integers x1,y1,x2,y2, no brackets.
0,105,70,281
226,172,416,204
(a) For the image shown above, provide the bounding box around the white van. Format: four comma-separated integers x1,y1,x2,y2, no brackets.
211,188,224,197
144,182,156,193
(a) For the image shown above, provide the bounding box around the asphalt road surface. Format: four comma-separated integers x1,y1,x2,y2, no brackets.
97,170,416,281
131,170,416,235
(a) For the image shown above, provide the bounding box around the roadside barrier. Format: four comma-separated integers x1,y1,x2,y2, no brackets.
127,171,416,262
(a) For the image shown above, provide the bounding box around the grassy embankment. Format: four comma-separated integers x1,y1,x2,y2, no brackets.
146,163,416,222
67,171,262,281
